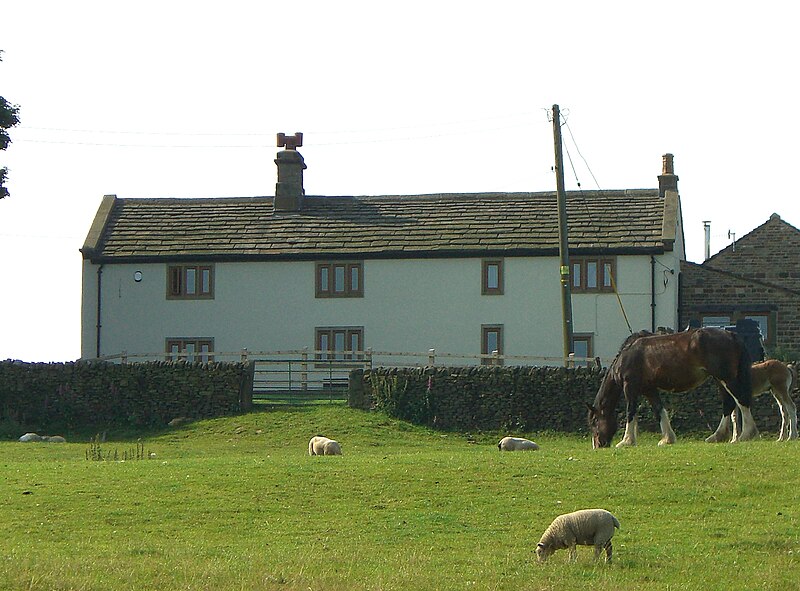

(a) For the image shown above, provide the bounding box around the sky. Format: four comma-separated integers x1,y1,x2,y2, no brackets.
1,1,798,362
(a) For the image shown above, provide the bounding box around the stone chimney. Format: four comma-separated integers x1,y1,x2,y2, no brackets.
658,153,679,198
274,132,306,212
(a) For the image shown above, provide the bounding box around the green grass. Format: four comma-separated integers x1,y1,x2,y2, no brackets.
1,404,799,590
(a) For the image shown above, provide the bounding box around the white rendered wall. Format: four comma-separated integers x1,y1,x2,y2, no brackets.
81,253,681,364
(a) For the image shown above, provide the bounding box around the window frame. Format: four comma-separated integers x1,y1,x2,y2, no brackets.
166,338,214,363
696,311,774,344
315,326,364,363
167,265,215,299
571,334,594,367
315,261,364,298
570,257,616,293
482,259,504,295
481,324,504,366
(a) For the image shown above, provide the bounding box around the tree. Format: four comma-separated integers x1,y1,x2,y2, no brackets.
0,50,21,199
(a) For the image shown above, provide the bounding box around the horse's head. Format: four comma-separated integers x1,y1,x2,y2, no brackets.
587,402,617,448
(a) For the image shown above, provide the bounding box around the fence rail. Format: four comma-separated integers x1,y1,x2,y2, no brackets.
86,348,606,404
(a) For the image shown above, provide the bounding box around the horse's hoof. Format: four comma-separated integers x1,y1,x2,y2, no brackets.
657,438,675,446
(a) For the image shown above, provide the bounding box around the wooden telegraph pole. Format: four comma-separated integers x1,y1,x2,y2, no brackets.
551,105,574,365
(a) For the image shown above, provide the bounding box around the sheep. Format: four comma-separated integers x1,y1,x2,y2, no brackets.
308,436,342,456
498,436,539,451
18,433,43,442
18,433,66,443
536,509,620,563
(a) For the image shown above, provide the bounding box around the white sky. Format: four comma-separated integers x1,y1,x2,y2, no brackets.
1,1,798,362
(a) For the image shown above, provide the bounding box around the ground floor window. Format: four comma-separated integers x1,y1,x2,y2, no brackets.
481,324,504,365
166,338,214,363
316,327,364,361
571,334,594,367
697,311,773,344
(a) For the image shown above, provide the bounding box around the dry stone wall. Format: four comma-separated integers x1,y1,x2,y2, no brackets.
0,360,254,432
349,366,794,435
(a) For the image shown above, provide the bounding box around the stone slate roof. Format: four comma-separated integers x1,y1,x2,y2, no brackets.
81,190,678,262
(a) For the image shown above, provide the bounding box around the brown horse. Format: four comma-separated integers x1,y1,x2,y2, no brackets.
714,360,798,442
587,328,756,448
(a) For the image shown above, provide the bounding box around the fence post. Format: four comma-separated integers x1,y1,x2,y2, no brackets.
428,348,436,366
301,347,309,391
241,348,248,362
121,350,128,364
567,352,575,368
365,347,373,370
492,349,499,366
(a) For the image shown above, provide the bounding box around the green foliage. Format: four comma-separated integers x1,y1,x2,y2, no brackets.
0,50,21,199
85,434,151,461
1,405,798,590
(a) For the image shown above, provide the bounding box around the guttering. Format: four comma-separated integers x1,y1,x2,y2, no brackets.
650,256,656,332
96,264,104,358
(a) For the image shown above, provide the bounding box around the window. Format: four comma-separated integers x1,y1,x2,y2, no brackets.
701,315,731,328
166,338,214,363
316,262,363,298
571,334,594,367
481,324,504,365
482,259,504,295
571,257,615,293
167,265,214,299
696,312,773,344
316,327,364,361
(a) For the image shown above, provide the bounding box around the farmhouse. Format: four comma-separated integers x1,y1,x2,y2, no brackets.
680,213,800,355
80,138,685,365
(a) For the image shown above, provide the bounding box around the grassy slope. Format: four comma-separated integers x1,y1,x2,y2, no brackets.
1,404,798,591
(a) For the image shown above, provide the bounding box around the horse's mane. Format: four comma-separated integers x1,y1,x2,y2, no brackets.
617,330,654,354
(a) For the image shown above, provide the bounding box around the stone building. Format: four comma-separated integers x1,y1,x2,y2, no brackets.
680,213,800,356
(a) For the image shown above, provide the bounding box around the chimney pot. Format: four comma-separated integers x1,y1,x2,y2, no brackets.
274,133,306,212
658,153,679,198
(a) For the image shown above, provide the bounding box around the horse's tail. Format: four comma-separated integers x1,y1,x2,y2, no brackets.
787,362,798,393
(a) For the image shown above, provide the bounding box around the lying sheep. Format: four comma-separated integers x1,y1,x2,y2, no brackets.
308,436,342,456
18,433,66,443
498,436,539,451
536,509,620,563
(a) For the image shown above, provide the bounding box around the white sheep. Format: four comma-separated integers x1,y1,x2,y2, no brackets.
308,436,342,456
536,509,620,563
18,433,43,442
498,436,539,451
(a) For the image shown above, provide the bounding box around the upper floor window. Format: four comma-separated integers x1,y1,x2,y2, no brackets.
481,324,504,365
316,262,363,298
167,265,214,299
571,257,615,293
166,338,214,363
482,259,504,295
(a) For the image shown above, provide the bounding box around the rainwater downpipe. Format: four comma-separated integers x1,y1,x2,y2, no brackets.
650,256,656,332
96,264,104,358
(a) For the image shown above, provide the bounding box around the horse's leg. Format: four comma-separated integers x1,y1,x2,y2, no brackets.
706,387,735,443
649,393,676,446
616,384,639,447
719,379,759,442
773,389,797,441
773,392,788,441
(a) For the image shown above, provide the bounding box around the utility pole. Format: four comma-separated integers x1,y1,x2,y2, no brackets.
552,104,574,365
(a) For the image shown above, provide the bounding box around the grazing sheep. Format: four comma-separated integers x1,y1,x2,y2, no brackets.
308,436,342,456
536,509,620,563
498,436,539,451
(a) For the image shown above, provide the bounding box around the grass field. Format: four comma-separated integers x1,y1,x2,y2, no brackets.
1,403,799,591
